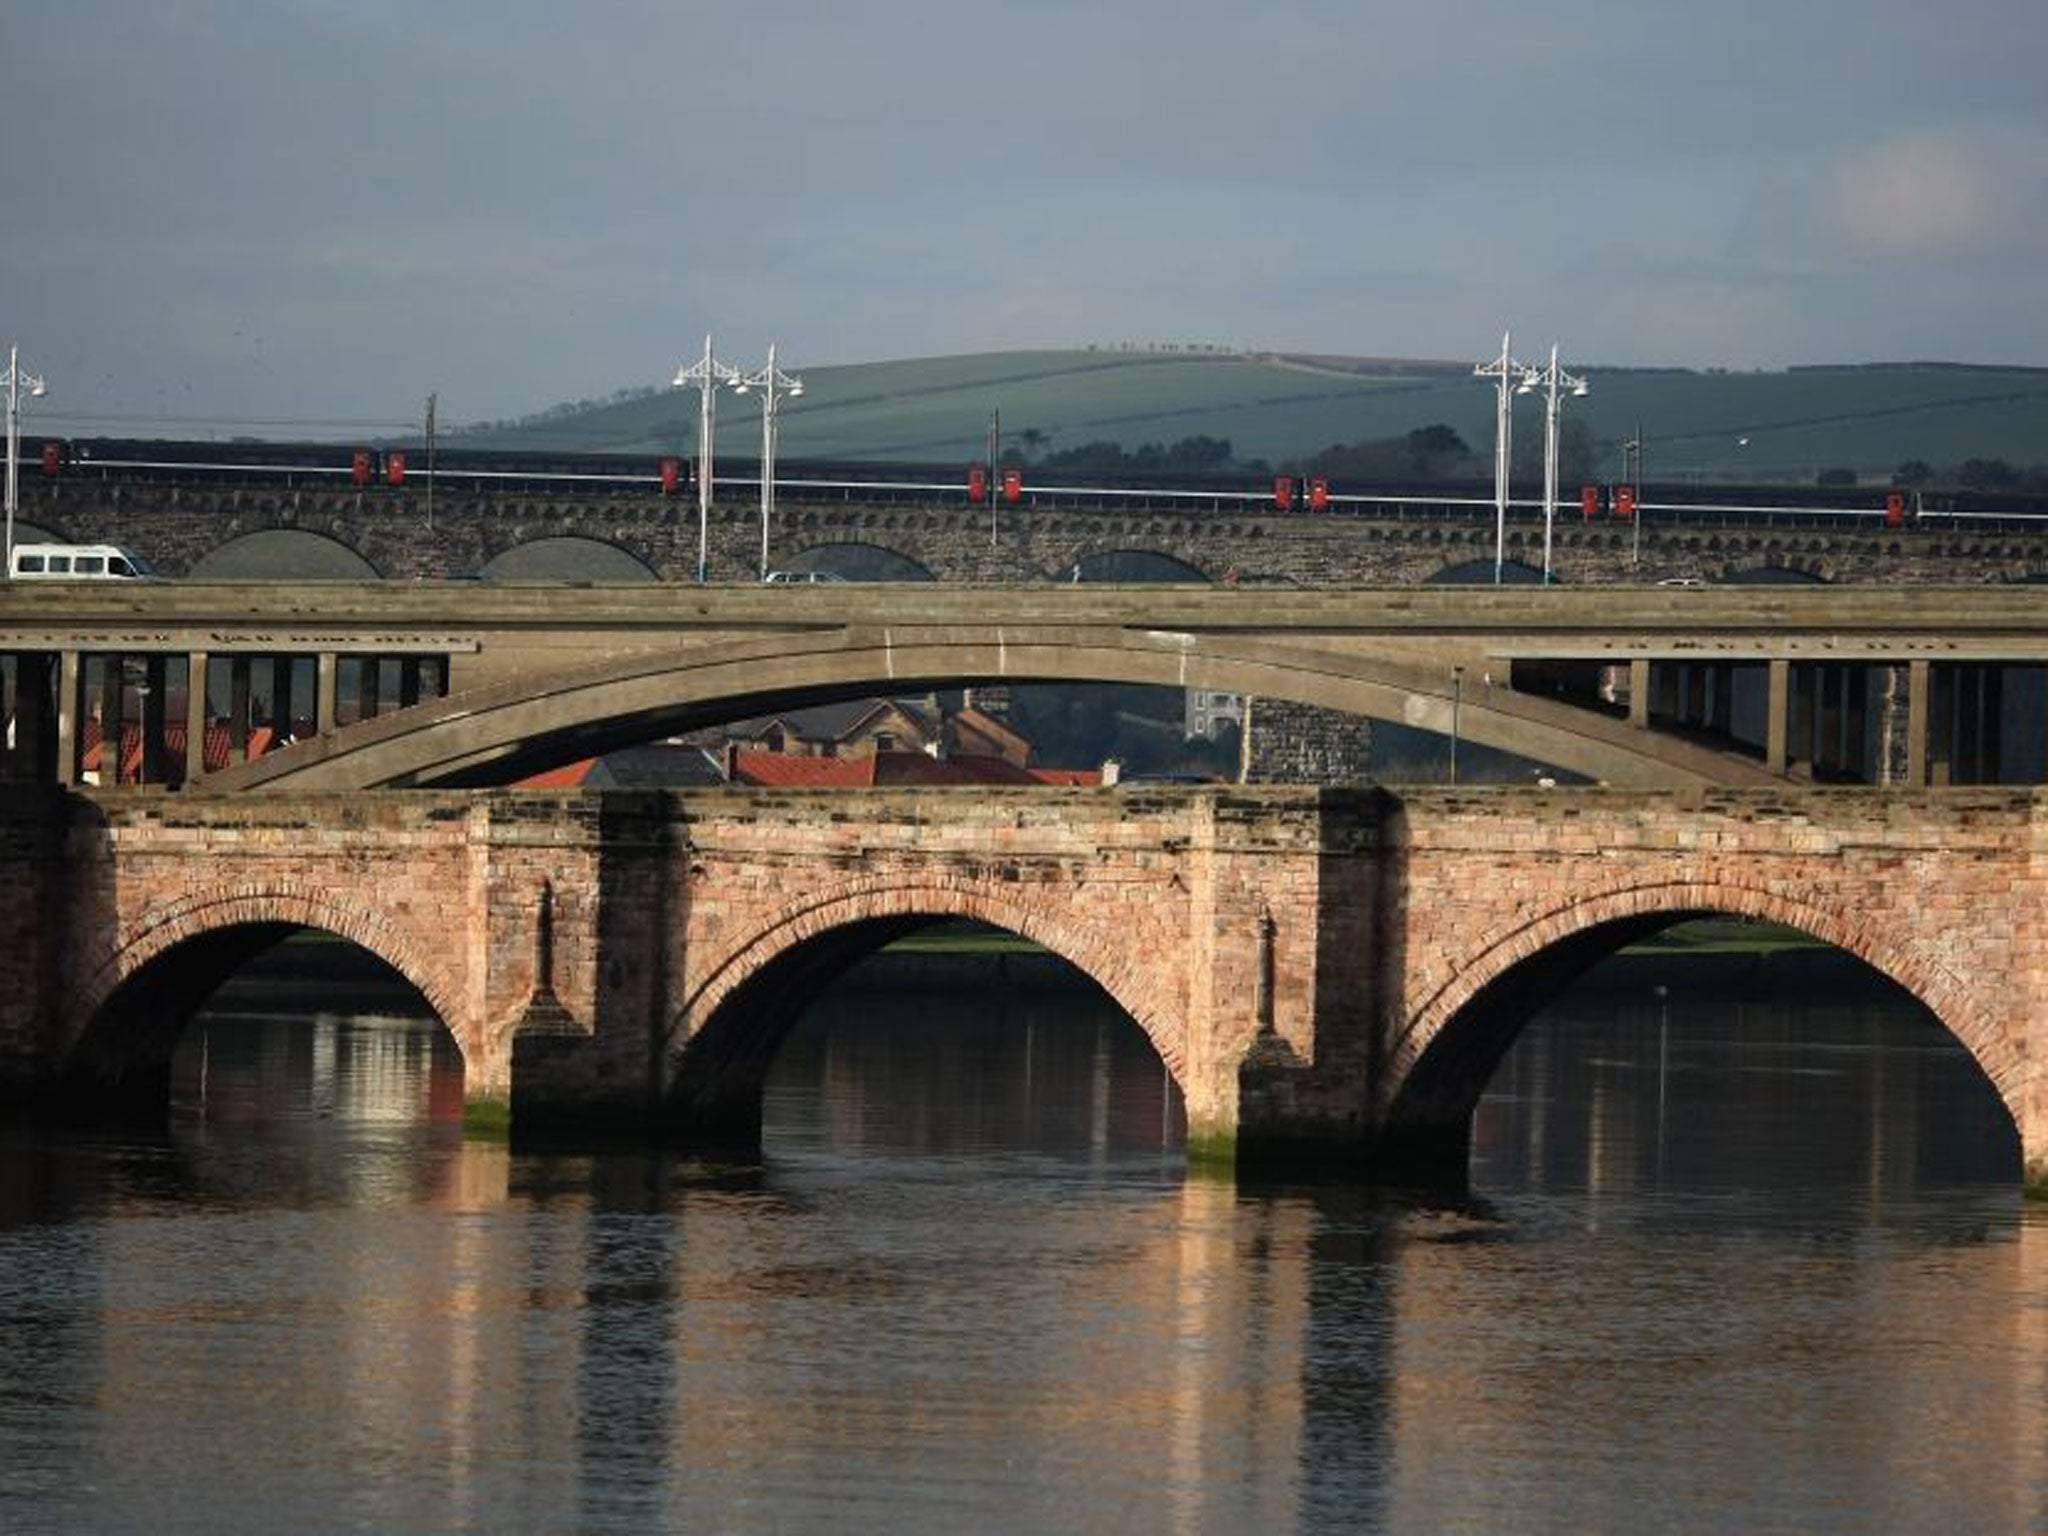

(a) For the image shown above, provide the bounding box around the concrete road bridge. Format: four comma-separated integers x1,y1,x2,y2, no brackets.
4,582,2045,791
2,784,2039,1187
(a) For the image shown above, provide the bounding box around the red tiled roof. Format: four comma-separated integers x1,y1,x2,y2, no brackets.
517,758,602,788
731,750,877,786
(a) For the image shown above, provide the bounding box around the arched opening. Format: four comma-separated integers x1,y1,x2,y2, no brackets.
190,529,379,580
479,537,657,582
1428,558,1545,586
1724,564,1827,584
72,923,461,1139
1398,911,2021,1193
671,917,1185,1162
1063,550,1209,583
773,542,935,582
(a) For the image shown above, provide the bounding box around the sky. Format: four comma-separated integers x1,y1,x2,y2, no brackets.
4,0,2046,436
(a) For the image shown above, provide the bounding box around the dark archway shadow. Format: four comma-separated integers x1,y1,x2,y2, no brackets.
68,925,456,1130
663,918,1183,1160
1391,913,2022,1190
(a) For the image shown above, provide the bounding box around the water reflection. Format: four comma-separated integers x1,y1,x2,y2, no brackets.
0,957,2043,1533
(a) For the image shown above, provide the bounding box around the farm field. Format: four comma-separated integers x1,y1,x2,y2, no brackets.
454,348,2048,482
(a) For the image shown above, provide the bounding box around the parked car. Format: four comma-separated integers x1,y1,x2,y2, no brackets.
763,570,847,584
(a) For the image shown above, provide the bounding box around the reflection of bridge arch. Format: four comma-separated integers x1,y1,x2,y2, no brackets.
1388,880,2020,1142
665,878,1180,1136
68,886,464,1100
202,625,1775,792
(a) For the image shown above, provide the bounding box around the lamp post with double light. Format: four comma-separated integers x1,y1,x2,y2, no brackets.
673,334,740,583
1622,427,1644,569
732,343,804,581
1528,343,1589,585
1473,331,1531,586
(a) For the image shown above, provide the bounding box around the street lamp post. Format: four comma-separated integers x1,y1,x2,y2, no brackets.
1530,343,1589,585
986,408,1000,550
3,345,47,580
1449,664,1464,784
732,343,804,582
672,334,739,583
1473,331,1529,585
1623,426,1644,569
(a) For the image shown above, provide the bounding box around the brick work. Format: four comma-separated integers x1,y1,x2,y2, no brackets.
3,785,2043,1183
19,476,2048,585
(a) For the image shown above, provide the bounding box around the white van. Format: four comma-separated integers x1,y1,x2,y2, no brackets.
9,543,158,580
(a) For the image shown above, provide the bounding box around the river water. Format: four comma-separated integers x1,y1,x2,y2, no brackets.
1,945,2042,1534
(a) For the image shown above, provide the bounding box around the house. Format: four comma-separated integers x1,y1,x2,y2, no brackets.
728,699,941,758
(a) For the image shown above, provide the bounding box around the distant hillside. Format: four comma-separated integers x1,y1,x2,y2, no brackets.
447,348,2048,483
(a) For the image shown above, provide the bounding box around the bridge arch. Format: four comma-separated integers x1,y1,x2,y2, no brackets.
203,625,1777,792
1429,558,1545,585
1386,879,2021,1143
190,529,381,580
774,541,937,582
480,537,657,581
1724,561,1829,584
1061,550,1212,583
68,885,468,1100
663,876,1185,1140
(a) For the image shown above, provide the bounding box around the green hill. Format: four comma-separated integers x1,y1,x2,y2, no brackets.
448,348,2048,484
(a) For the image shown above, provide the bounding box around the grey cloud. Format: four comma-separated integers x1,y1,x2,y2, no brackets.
4,1,2045,429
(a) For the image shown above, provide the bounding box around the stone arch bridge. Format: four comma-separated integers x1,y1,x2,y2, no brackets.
4,784,2042,1186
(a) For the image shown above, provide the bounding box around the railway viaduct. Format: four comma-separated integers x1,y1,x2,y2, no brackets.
2,784,2040,1186
15,474,2048,586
